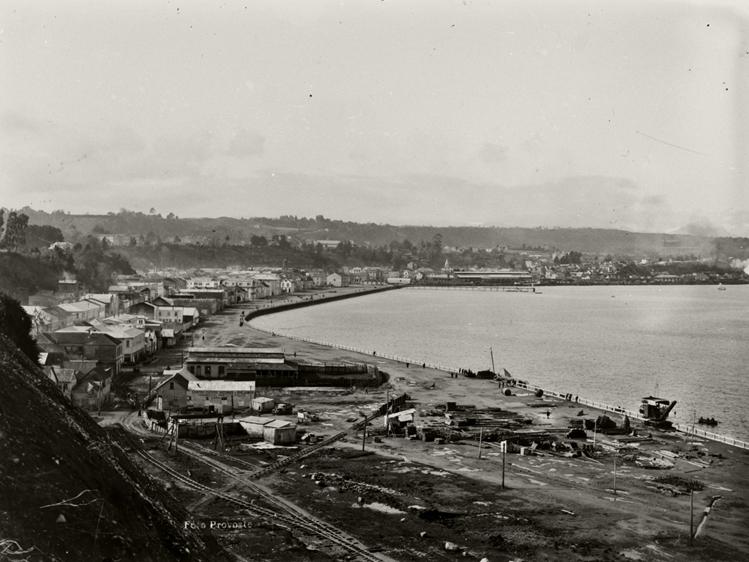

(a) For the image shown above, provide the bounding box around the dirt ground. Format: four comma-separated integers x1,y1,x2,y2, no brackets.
120,288,749,561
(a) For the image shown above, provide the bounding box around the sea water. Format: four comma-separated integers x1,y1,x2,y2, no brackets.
252,285,749,441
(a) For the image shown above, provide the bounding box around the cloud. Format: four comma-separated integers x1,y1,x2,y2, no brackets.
673,218,730,237
478,142,508,164
0,112,44,134
183,172,666,231
227,129,265,158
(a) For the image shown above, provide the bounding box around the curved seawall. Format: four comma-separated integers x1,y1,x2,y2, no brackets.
244,285,402,322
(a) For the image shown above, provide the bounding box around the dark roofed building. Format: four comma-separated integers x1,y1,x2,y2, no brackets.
71,365,113,410
184,346,297,384
48,331,124,375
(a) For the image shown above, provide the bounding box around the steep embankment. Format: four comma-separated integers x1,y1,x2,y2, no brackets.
0,334,226,561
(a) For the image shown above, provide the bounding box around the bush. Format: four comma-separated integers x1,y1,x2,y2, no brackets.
0,292,40,362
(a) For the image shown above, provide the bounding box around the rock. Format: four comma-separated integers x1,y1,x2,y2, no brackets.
56,513,67,523
419,531,427,538
445,541,459,551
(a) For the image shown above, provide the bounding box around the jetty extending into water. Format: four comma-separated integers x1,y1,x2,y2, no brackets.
410,284,538,293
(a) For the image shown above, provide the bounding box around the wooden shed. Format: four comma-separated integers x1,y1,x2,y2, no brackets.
239,416,271,439
263,419,297,445
252,396,275,413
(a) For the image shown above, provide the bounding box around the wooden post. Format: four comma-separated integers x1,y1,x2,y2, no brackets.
361,419,367,452
385,389,390,437
501,440,507,489
613,454,617,499
689,488,694,545
478,428,483,459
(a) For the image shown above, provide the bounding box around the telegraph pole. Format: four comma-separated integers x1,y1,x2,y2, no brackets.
500,440,507,489
689,488,694,546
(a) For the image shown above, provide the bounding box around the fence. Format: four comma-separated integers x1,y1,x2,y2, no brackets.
671,423,749,449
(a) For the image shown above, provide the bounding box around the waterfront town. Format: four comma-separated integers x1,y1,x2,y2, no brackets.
2,207,749,561
1,255,748,561
19,254,748,413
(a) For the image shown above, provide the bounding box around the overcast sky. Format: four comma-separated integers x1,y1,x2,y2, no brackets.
1,0,748,234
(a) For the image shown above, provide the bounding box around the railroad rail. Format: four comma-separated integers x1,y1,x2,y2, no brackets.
114,426,387,562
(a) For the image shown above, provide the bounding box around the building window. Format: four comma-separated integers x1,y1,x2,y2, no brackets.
218,365,225,376
169,382,174,390
205,365,212,377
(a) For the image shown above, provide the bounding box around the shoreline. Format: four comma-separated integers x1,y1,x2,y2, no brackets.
245,285,749,450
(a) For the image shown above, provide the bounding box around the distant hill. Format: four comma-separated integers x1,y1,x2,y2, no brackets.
20,207,749,260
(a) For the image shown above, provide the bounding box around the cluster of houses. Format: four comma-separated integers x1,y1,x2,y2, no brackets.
24,267,386,412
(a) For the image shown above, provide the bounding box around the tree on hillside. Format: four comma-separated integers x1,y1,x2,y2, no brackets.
73,237,136,291
0,211,29,252
25,225,64,248
251,235,268,247
0,292,39,362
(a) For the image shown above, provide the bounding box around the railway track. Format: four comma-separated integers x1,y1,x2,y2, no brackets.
113,425,388,561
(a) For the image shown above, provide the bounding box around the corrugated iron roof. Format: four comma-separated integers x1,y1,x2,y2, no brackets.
239,416,270,425
264,419,294,429
188,380,256,392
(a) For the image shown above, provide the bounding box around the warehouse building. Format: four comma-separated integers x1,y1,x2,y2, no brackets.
186,380,256,413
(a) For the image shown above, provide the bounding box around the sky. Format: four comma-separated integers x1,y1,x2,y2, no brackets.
1,0,748,234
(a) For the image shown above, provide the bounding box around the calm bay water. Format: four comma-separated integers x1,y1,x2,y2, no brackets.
252,285,749,441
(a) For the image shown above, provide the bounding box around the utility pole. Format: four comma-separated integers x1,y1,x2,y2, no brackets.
689,488,694,546
498,440,508,489
97,382,102,417
478,428,484,459
385,389,390,437
489,347,495,373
